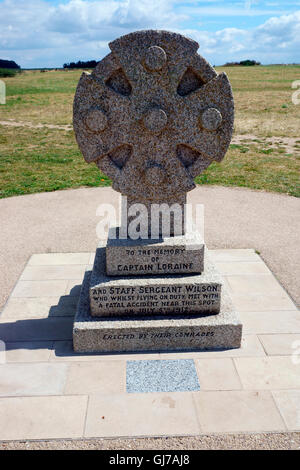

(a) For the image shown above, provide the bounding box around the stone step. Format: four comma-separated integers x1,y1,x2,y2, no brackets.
106,228,204,276
90,245,222,318
73,271,242,353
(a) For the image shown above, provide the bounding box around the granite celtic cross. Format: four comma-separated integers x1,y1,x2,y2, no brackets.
73,29,234,234
72,30,242,354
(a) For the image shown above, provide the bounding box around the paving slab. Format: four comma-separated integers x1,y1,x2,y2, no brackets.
89,253,96,265
193,391,286,433
0,396,88,441
0,317,73,342
0,363,68,397
272,391,300,431
64,361,126,395
5,341,53,363
50,340,162,362
225,274,297,311
29,253,91,266
194,358,242,390
85,392,200,438
238,310,300,334
11,280,69,299
215,261,271,275
1,296,78,319
20,265,87,281
209,249,261,262
234,357,300,390
159,334,265,358
259,334,300,356
65,280,84,297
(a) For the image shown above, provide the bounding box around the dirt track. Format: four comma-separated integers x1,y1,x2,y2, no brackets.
0,119,299,153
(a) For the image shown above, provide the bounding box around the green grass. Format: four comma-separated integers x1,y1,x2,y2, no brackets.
0,125,111,198
0,123,298,199
0,66,299,199
0,68,21,78
195,143,300,197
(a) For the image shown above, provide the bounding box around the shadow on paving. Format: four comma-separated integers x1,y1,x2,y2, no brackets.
0,281,240,359
0,285,80,347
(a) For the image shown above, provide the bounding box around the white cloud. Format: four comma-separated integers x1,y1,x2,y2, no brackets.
179,10,300,64
176,5,286,17
0,0,299,67
0,0,186,66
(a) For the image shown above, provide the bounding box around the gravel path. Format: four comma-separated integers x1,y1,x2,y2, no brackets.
1,433,300,450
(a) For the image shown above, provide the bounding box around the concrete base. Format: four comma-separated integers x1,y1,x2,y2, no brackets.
73,271,242,353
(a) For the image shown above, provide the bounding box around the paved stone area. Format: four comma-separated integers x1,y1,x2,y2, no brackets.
0,249,299,441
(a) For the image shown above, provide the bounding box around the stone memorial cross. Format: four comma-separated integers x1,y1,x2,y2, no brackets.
73,30,234,234
72,31,242,353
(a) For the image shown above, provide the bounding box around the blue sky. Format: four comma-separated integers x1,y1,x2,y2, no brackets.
0,0,299,68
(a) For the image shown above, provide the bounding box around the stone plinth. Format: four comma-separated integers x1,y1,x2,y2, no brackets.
73,271,242,353
123,194,187,237
91,246,220,317
72,29,240,354
106,228,204,276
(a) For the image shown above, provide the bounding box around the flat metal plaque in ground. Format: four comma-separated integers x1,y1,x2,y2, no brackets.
73,271,242,353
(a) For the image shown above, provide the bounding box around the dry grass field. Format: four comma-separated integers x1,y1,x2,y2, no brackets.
0,65,299,198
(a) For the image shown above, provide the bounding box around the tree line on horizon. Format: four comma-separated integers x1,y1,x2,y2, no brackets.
0,59,21,69
63,58,261,69
0,59,21,77
63,60,98,69
223,60,261,66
